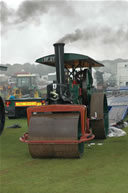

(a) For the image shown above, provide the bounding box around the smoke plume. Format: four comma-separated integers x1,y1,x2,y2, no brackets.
0,1,14,25
0,0,75,26
57,26,128,46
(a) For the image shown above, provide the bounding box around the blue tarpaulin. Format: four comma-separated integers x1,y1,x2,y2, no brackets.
107,88,128,125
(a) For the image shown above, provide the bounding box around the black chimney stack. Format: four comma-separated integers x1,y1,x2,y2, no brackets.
53,43,65,85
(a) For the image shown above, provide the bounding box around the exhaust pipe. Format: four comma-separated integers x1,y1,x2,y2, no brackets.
53,43,65,85
47,43,66,103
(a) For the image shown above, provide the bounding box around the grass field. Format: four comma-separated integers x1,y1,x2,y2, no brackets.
0,116,128,193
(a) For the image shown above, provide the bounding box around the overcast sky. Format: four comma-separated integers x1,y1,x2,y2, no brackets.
0,0,128,64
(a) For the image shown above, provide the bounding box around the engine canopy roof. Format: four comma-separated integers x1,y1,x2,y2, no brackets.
36,53,104,68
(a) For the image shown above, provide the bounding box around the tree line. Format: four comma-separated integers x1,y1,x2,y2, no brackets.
1,63,55,77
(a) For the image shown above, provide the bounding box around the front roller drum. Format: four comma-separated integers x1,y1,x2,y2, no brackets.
28,113,83,158
90,93,109,139
23,105,94,158
29,144,82,158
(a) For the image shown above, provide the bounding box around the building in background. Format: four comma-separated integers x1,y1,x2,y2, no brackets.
117,62,128,86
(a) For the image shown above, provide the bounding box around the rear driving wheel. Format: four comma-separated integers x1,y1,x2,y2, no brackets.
90,93,109,139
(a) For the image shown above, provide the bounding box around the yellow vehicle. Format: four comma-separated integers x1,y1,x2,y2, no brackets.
9,73,39,98
5,73,45,118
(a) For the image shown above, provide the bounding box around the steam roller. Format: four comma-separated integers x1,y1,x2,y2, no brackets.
20,43,109,158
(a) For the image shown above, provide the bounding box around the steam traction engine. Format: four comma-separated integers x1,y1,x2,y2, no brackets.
20,43,109,158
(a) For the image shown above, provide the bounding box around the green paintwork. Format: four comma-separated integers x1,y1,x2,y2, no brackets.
69,80,80,104
68,80,84,153
36,53,104,68
104,94,109,136
78,119,84,155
